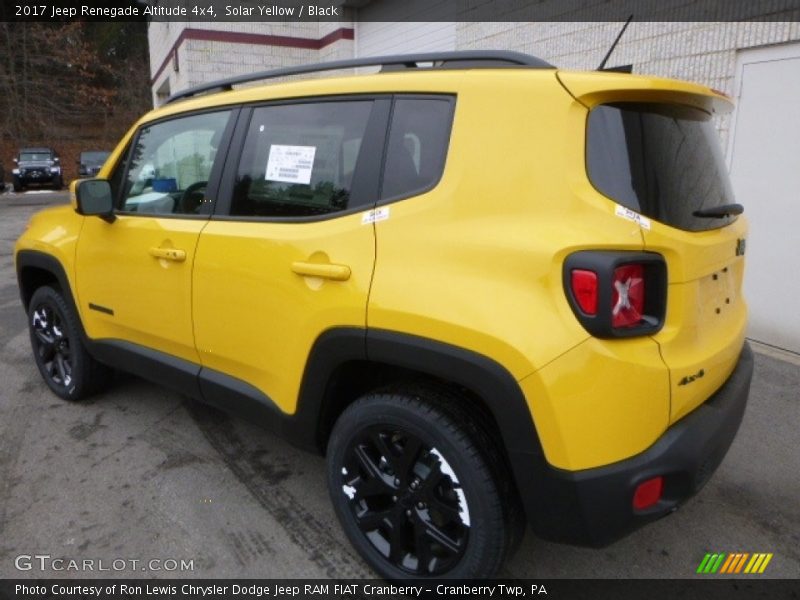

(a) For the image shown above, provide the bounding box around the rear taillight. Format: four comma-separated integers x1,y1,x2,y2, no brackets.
570,270,598,315
611,264,644,328
564,251,666,338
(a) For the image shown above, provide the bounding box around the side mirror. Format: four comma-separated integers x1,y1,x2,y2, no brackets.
12,158,17,164
54,157,60,163
75,179,115,223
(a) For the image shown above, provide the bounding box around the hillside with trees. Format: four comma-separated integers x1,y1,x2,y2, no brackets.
0,22,151,182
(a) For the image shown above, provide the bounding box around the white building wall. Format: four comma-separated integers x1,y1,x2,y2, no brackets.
355,21,456,57
148,21,355,105
457,21,800,151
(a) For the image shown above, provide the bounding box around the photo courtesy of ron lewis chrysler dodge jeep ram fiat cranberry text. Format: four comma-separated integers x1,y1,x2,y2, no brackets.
15,51,753,580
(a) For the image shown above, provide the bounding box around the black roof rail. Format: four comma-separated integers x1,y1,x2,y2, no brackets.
164,50,554,105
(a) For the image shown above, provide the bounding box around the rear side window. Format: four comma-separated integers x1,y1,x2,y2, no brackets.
381,98,453,201
587,103,736,232
231,101,374,218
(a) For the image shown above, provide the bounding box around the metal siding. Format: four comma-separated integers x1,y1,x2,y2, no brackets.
729,43,800,353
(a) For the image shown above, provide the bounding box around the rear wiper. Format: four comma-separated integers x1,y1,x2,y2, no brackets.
692,203,744,218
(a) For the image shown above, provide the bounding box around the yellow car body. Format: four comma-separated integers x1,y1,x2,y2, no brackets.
15,53,753,575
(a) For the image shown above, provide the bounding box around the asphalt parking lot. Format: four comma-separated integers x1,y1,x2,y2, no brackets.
0,190,798,580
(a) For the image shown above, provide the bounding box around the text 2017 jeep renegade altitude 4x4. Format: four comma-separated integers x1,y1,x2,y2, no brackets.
15,52,753,579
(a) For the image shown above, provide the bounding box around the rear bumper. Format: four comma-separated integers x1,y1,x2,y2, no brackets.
526,341,753,546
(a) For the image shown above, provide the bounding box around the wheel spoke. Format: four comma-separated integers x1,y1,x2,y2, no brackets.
419,468,444,496
54,353,69,385
395,436,423,481
412,518,434,574
387,511,408,564
38,341,56,362
33,328,54,347
354,475,391,500
429,496,462,521
355,507,393,532
368,430,398,473
352,444,385,482
421,518,462,556
45,359,58,379
32,307,55,347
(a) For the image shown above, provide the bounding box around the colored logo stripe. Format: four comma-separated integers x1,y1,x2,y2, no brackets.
697,552,773,574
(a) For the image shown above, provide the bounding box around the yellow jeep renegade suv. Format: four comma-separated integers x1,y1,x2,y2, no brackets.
15,51,753,579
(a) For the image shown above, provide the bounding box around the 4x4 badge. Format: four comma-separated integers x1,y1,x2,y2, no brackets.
679,369,705,386
736,238,746,256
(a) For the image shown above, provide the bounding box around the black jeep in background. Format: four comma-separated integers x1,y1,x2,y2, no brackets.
12,147,63,191
77,150,111,178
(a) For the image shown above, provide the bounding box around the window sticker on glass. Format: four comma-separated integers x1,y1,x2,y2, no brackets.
265,144,316,184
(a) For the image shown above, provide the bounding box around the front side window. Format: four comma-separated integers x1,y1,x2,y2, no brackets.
119,110,231,216
231,101,374,218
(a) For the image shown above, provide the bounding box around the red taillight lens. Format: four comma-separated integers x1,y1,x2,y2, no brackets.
633,476,664,510
570,270,598,315
611,264,645,328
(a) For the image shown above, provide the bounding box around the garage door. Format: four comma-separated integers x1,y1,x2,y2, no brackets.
355,1,455,57
728,43,800,354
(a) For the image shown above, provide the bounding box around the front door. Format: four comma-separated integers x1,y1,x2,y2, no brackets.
75,109,235,364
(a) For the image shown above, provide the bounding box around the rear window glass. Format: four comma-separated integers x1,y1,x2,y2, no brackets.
587,103,736,232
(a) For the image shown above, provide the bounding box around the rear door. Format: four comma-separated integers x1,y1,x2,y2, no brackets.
191,97,389,413
584,98,748,423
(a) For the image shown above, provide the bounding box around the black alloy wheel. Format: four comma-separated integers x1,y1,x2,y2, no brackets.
27,286,113,401
327,391,516,580
340,424,470,576
31,299,74,390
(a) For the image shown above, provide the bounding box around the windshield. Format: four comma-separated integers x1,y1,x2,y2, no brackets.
19,151,53,162
587,102,736,232
81,151,110,164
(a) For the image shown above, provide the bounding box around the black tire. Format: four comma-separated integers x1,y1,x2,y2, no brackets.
52,177,63,190
327,389,516,579
13,178,23,192
28,286,113,401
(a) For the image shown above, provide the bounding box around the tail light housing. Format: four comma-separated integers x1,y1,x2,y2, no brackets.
564,251,667,338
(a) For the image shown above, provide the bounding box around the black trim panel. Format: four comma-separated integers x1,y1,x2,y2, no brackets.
16,251,76,312
83,330,370,454
364,328,548,526
88,303,114,316
85,339,202,399
197,368,284,435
